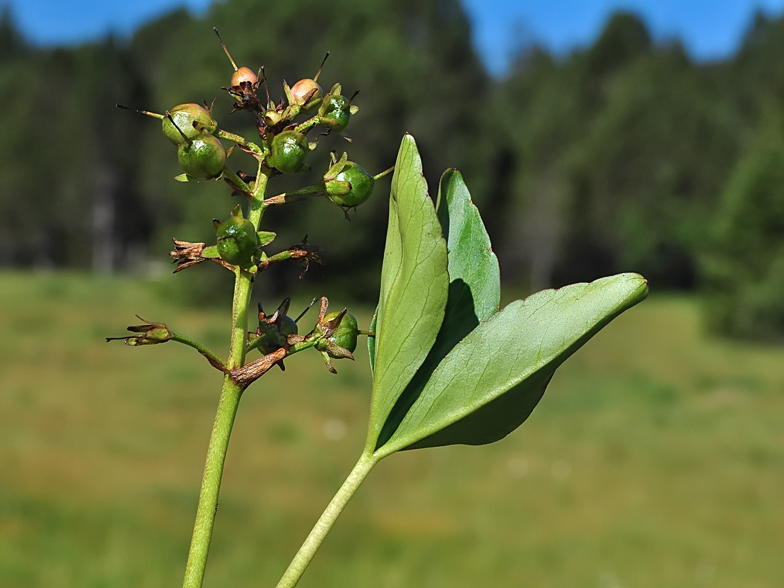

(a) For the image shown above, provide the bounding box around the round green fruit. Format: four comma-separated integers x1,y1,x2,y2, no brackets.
324,311,358,353
216,216,259,266
268,130,309,174
163,103,217,145
326,162,375,207
318,95,350,132
177,134,226,179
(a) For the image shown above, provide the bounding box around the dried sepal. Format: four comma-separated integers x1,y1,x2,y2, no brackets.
325,340,354,360
106,316,172,346
230,347,288,388
321,307,347,338
170,237,235,272
169,238,208,272
290,236,324,278
320,351,337,374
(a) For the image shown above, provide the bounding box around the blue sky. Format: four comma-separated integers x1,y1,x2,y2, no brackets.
5,0,784,76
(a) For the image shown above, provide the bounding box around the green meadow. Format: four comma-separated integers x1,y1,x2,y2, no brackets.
1,271,782,588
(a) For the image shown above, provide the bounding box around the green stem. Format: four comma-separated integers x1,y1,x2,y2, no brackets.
221,167,252,195
373,165,395,181
289,339,319,354
170,332,226,370
264,184,326,207
182,170,271,588
274,453,379,588
293,115,320,134
256,247,307,273
216,129,263,156
245,334,318,356
182,374,243,587
248,168,271,226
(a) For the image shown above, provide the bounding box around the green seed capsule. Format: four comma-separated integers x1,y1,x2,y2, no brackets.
325,162,375,208
280,315,299,337
268,130,309,174
177,134,226,179
323,311,358,353
162,103,217,145
318,95,351,132
257,315,298,355
216,215,259,266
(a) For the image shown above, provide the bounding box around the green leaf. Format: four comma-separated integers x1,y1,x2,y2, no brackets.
365,134,449,450
374,169,500,448
435,168,500,339
174,173,190,182
367,310,377,376
376,273,648,456
257,231,276,247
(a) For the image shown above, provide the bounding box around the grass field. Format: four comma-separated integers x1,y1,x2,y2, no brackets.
1,270,783,588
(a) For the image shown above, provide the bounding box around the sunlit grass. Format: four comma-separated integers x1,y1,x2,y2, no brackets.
1,271,782,587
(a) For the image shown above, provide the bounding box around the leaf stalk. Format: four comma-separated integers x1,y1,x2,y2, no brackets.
274,453,379,588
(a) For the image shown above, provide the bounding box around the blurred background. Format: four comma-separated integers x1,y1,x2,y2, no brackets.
1,0,783,586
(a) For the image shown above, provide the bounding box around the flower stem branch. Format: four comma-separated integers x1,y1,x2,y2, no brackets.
171,332,227,371
222,167,252,195
293,115,320,134
216,129,262,155
264,185,326,206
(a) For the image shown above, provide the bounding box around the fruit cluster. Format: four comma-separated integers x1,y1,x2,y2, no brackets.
115,29,387,373
119,29,394,270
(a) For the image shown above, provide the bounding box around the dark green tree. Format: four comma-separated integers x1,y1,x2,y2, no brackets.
702,108,784,340
0,6,25,62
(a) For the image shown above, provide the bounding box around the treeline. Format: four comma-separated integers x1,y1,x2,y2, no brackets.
1,3,783,338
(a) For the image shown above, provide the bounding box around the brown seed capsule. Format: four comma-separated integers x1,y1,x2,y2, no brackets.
231,66,259,89
290,78,322,112
288,52,329,113
214,28,260,110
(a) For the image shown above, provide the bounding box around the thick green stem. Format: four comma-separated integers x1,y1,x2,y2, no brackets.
182,374,243,587
182,168,270,588
227,267,252,370
274,453,379,588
